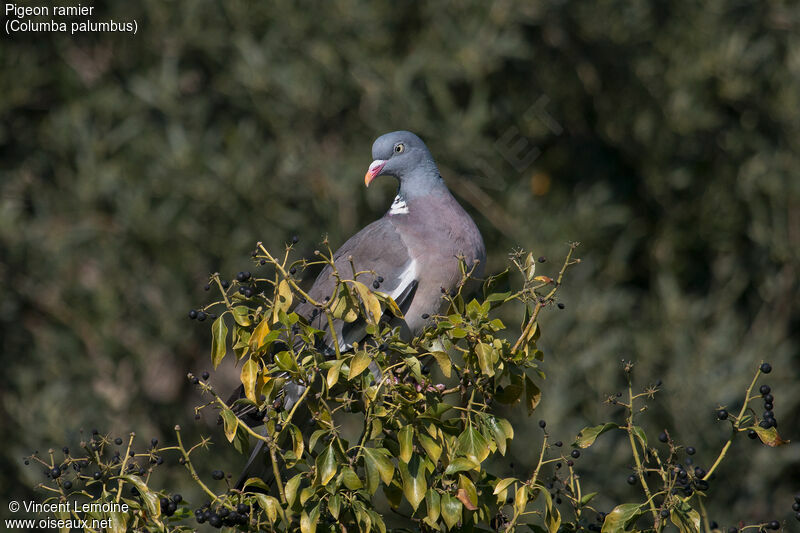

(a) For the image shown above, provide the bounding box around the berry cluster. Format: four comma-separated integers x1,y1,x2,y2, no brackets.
758,378,778,429
194,501,252,528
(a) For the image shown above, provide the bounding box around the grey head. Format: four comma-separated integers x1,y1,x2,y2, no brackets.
364,131,445,199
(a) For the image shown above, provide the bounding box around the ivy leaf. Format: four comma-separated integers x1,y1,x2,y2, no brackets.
254,494,281,524
240,358,258,403
249,319,271,351
457,474,478,510
493,477,517,495
476,342,495,377
514,483,528,519
363,448,394,494
670,502,701,533
315,443,337,486
326,359,344,389
601,503,642,533
579,492,598,506
456,427,490,463
300,504,320,533
220,408,238,443
440,493,463,530
349,350,372,380
341,467,363,490
121,475,160,519
353,281,382,325
398,425,414,463
418,433,442,463
482,415,509,455
211,316,228,368
431,351,452,378
398,455,426,511
444,457,479,475
631,425,648,450
276,279,293,314
574,423,620,448
426,488,441,523
752,426,789,447
232,305,252,326
285,473,303,508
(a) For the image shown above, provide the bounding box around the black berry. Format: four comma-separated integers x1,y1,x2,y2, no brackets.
557,302,565,309
571,449,580,458
658,432,668,443
627,474,637,485
760,385,771,395
211,470,224,480
717,409,728,420
760,362,772,374
538,420,546,428
686,446,696,455
202,371,210,380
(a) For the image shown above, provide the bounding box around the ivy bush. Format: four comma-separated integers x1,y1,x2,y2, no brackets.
26,241,795,532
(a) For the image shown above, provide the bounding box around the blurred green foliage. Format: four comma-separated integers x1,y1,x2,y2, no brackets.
1,0,798,523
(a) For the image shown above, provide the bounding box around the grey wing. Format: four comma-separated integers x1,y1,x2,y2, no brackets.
293,217,417,353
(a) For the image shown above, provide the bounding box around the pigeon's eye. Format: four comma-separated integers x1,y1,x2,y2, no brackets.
394,143,405,154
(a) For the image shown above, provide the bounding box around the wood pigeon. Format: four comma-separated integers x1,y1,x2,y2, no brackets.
231,130,485,487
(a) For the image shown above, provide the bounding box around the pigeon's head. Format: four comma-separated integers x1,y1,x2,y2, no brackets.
365,131,440,191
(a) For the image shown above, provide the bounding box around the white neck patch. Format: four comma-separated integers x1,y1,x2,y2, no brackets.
389,194,409,215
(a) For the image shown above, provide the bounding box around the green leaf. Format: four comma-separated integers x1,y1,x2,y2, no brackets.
542,490,561,533
398,454,426,511
493,477,517,495
601,503,642,533
326,359,344,388
579,492,598,506
220,408,238,442
514,484,528,519
254,494,281,524
398,425,413,463
525,374,541,414
418,433,442,462
300,504,320,533
288,423,305,461
476,342,495,377
242,477,271,492
374,291,404,318
120,475,160,519
457,474,478,510
363,447,394,494
670,503,701,533
426,488,441,523
240,358,259,403
631,425,648,450
341,467,363,490
232,305,252,326
249,319,272,351
456,427,490,463
211,316,228,368
431,351,452,378
354,281,382,325
276,279,293,314
328,493,341,519
483,415,509,455
752,426,790,447
574,423,619,448
444,457,478,475
285,473,303,508
404,356,423,382
440,493,463,530
316,443,337,485
349,350,372,380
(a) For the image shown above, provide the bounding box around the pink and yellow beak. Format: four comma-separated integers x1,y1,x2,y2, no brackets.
364,159,387,187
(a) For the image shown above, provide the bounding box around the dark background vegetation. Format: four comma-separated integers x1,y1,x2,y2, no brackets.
2,0,798,526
